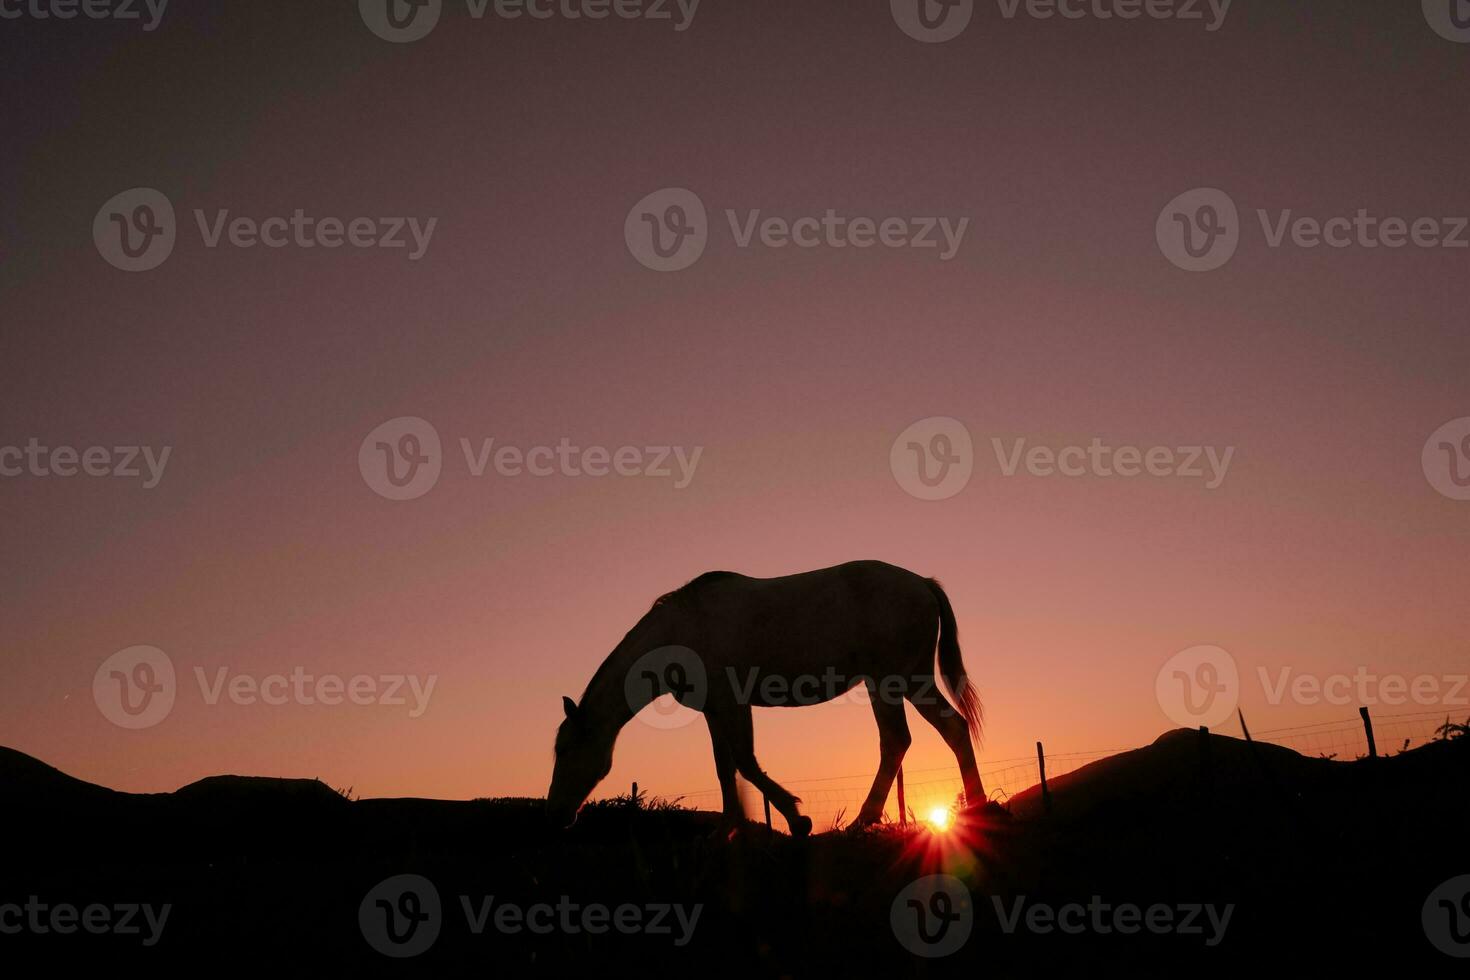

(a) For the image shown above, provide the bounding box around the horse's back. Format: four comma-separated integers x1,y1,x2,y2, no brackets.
701,559,925,592
672,561,938,664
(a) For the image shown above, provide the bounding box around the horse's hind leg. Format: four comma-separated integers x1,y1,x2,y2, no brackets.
714,703,812,837
908,685,987,806
853,693,911,828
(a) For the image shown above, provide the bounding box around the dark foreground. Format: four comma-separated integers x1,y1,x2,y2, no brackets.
5,728,1468,975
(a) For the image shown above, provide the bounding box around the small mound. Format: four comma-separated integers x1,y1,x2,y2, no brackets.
173,774,348,808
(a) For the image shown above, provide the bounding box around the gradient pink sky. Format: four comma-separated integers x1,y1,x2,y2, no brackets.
1,2,1467,808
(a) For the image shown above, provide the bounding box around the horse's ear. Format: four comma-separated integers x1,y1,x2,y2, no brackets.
562,696,578,720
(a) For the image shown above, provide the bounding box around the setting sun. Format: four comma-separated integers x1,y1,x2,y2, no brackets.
926,806,953,832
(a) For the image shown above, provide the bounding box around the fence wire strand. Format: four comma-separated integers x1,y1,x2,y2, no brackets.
663,709,1462,831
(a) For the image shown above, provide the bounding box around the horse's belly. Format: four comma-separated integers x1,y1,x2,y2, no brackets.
698,610,926,707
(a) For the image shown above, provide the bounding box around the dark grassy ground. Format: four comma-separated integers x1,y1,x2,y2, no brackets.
4,728,1467,975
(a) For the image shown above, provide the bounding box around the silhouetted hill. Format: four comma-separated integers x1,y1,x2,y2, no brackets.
1008,727,1467,820
4,734,1465,974
0,745,128,808
1008,727,1334,818
1,747,351,811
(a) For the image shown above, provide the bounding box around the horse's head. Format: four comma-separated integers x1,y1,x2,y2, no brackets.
546,695,613,828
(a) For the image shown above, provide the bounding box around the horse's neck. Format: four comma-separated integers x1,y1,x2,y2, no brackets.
580,608,674,737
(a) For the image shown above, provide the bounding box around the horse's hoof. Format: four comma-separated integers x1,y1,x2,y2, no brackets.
789,815,813,838
709,817,746,841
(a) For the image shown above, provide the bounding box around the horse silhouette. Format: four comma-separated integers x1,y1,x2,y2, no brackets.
548,560,984,835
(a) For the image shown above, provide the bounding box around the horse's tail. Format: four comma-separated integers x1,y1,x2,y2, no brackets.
926,577,983,744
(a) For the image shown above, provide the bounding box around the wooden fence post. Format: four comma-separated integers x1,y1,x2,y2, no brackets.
1197,725,1212,792
763,794,772,828
1036,741,1051,814
1360,706,1377,759
897,764,907,829
1237,707,1293,813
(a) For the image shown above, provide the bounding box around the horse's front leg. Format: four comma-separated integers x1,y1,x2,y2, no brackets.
704,713,744,832
713,702,811,837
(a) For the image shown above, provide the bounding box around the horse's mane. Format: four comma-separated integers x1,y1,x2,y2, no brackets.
575,571,740,708
647,570,738,612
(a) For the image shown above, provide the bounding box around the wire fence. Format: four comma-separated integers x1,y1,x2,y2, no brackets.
665,708,1464,832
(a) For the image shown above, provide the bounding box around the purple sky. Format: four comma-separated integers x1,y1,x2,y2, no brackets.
1,1,1467,816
